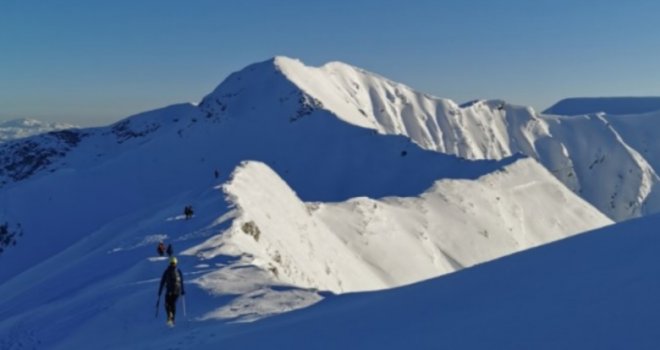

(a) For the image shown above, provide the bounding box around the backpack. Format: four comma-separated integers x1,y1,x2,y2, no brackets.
165,267,182,296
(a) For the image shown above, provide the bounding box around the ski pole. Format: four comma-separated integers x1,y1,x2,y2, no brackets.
182,295,187,317
156,295,161,318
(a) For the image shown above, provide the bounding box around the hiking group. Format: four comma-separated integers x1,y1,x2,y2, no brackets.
154,203,195,327
157,241,174,257
157,256,185,327
184,205,194,220
152,171,220,326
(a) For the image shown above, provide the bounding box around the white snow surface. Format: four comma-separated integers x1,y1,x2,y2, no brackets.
0,156,611,349
187,160,610,293
0,118,76,143
185,212,660,350
1,56,650,348
250,57,660,221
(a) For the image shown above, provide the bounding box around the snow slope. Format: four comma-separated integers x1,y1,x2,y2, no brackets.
4,56,599,283
0,98,517,283
544,96,660,116
23,203,657,349
605,110,660,174
257,58,660,221
0,56,629,348
0,118,76,143
186,160,610,293
0,158,611,349
191,212,660,350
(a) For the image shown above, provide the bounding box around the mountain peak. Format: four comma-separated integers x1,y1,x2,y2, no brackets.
195,57,660,221
197,56,319,122
272,55,304,70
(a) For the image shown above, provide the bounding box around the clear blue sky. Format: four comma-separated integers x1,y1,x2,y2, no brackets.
2,0,659,126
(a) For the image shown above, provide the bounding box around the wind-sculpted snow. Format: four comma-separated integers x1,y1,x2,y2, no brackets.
513,110,660,221
261,57,660,221
605,111,660,173
205,213,660,350
197,57,519,201
185,160,610,293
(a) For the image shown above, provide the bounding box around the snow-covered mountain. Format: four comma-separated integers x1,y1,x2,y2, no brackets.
0,118,76,143
243,58,660,221
0,57,609,282
0,56,640,348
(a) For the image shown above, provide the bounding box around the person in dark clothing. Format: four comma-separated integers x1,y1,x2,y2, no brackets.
157,241,165,257
166,243,173,257
184,205,194,220
158,256,185,326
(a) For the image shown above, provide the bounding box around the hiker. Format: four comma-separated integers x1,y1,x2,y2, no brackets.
157,241,165,257
166,243,173,257
184,205,194,220
158,256,185,326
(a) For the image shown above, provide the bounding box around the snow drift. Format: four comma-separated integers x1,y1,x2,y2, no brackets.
187,159,611,293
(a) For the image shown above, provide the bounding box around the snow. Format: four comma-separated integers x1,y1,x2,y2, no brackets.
262,58,660,221
0,150,610,349
205,212,660,349
0,118,76,143
184,160,610,293
606,110,660,173
0,55,654,349
6,208,650,349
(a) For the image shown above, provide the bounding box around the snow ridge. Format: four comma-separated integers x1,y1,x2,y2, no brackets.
258,57,660,221
185,159,611,293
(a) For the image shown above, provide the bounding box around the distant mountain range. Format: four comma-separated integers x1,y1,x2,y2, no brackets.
0,118,75,143
544,97,660,116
